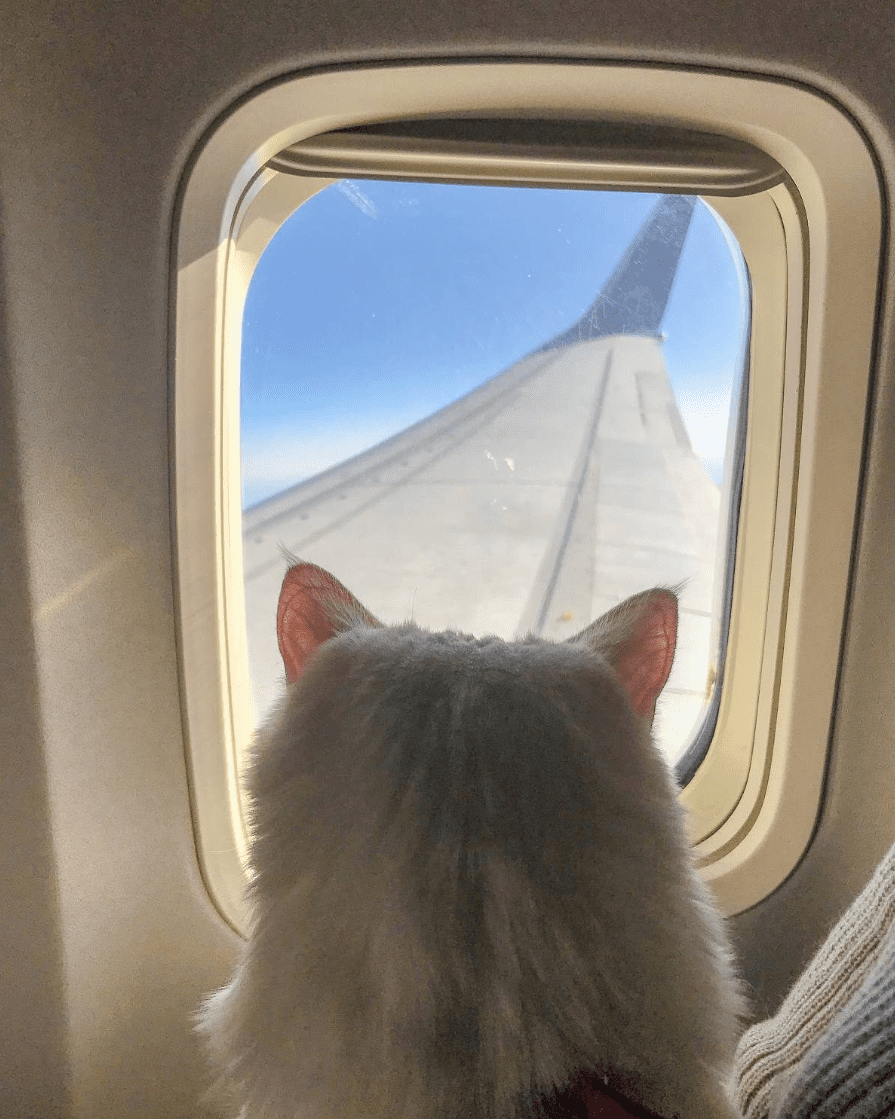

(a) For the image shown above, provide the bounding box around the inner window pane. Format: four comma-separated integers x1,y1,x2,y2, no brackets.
240,181,750,768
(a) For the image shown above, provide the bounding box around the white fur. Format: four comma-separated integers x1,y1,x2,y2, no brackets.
197,575,744,1119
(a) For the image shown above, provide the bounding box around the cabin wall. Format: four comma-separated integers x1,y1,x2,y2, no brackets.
1,2,894,1115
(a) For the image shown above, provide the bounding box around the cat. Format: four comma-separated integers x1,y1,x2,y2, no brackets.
197,561,744,1119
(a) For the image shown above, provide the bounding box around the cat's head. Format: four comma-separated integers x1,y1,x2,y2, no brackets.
275,559,678,726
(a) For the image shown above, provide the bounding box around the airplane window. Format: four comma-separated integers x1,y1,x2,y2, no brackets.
239,181,750,771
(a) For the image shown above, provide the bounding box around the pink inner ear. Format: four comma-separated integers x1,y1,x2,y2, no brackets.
612,593,678,721
276,563,357,683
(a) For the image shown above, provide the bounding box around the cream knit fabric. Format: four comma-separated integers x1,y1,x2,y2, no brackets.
731,842,895,1119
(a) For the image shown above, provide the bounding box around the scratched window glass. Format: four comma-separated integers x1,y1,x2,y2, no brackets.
240,182,750,769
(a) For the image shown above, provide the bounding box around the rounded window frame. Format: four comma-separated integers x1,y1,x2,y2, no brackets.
174,61,882,932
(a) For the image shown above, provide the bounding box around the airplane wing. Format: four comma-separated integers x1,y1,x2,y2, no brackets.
241,196,724,763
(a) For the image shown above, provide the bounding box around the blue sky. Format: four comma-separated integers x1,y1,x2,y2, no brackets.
240,181,748,508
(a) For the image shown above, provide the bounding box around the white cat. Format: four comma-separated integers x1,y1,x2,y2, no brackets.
198,562,743,1119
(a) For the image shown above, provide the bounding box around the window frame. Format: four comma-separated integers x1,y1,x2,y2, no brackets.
174,61,882,933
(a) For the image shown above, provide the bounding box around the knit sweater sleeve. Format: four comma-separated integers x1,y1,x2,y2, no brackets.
776,920,895,1119
731,842,895,1119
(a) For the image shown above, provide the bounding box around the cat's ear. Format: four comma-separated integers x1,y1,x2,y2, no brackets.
571,589,678,723
276,562,380,683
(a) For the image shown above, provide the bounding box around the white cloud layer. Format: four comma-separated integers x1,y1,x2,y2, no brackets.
674,383,733,484
241,417,418,508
